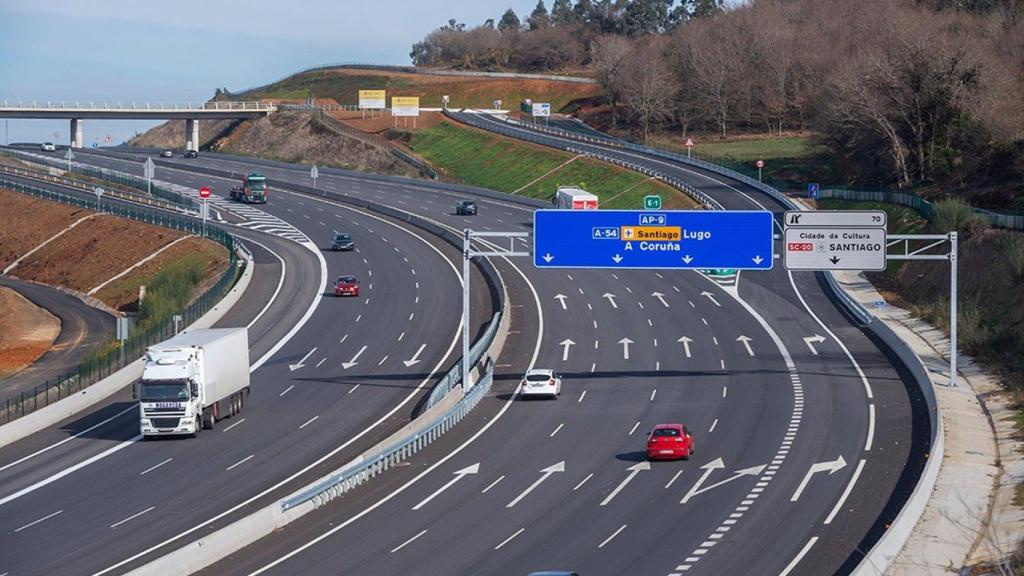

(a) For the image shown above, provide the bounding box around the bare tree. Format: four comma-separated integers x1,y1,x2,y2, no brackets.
591,35,633,128
618,40,673,141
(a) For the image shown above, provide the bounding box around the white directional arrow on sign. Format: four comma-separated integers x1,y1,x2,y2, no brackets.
342,345,368,370
803,334,826,356
752,255,764,265
651,292,669,308
289,347,318,372
559,339,576,362
412,463,480,510
612,254,623,264
682,255,693,264
554,294,568,310
619,338,634,360
700,291,721,307
600,461,651,506
736,335,755,357
680,458,766,504
791,455,847,502
542,253,554,263
603,293,618,309
403,344,426,368
677,336,693,358
506,461,565,508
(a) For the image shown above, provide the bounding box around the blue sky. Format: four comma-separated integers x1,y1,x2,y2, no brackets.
0,0,543,145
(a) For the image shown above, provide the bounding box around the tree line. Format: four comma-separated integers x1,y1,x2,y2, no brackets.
412,0,1024,191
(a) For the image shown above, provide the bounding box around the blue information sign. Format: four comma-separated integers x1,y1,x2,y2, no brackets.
808,183,819,199
534,210,774,270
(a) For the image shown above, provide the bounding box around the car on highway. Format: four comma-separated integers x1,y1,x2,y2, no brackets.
520,368,561,399
334,275,360,297
331,233,354,251
455,200,478,216
703,268,737,277
184,149,198,159
40,142,56,151
160,149,174,158
646,423,695,461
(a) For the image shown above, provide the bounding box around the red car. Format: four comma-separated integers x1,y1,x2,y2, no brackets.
646,424,694,461
334,275,360,297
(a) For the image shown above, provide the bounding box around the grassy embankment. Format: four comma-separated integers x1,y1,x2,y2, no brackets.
408,121,697,209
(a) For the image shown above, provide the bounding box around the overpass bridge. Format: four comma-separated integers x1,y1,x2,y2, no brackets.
0,101,275,149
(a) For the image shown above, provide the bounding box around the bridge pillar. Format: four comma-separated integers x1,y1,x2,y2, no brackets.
185,119,198,151
70,118,83,148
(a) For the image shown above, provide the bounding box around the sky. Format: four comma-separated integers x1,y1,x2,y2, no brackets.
0,0,543,145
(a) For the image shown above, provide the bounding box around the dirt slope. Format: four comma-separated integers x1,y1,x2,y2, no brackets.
0,286,60,378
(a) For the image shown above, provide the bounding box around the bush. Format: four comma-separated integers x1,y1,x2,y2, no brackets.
928,197,989,238
996,232,1024,280
136,257,206,330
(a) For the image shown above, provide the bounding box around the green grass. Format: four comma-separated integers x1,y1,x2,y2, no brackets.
136,256,208,329
687,136,819,162
409,122,694,208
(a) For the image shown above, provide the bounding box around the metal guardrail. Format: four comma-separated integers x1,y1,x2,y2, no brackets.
0,101,272,111
0,162,189,213
425,311,502,410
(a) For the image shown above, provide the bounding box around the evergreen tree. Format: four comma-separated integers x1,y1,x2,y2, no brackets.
528,0,550,29
498,8,522,32
551,0,574,25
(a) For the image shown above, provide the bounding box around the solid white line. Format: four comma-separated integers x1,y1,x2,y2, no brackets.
390,529,428,554
0,404,136,474
598,524,627,548
14,509,63,533
222,418,246,433
628,421,640,435
110,506,155,529
481,475,505,494
574,473,594,491
225,455,255,471
709,419,718,433
550,423,564,438
279,385,295,397
665,470,684,489
494,528,525,550
140,457,173,476
778,537,819,576
299,416,319,430
232,235,286,331
865,404,875,451
825,459,866,524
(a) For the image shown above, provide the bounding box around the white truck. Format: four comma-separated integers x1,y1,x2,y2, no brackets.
137,328,250,438
554,186,599,210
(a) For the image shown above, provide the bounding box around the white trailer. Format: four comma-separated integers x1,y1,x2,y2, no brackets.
137,327,250,438
554,186,599,210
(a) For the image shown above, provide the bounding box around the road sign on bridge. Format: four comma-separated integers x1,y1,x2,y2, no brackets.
533,210,774,270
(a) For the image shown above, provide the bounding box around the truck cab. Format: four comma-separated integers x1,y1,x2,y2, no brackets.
229,173,268,204
138,349,203,437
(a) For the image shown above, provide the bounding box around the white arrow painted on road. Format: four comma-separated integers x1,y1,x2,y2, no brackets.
752,255,764,265
736,335,755,357
412,463,480,510
341,345,368,370
289,347,318,372
612,254,623,264
677,336,693,359
603,293,618,309
554,294,568,310
651,292,669,308
803,334,826,356
600,461,651,506
682,255,693,264
618,338,634,360
700,291,721,307
559,339,576,362
680,458,766,504
542,253,554,263
506,461,565,508
791,456,847,502
403,344,427,368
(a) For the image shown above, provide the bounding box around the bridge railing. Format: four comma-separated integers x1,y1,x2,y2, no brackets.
0,101,273,111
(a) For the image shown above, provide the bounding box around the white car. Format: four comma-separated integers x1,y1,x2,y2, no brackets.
41,142,55,151
520,368,561,399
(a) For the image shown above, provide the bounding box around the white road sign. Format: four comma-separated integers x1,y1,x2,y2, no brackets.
143,158,155,179
785,211,886,228
784,227,886,271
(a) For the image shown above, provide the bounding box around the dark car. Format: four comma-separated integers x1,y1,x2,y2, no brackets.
184,149,198,159
455,200,478,216
331,233,354,251
334,275,360,297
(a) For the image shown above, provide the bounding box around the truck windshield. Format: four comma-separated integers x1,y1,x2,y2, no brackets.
249,180,266,191
140,380,189,402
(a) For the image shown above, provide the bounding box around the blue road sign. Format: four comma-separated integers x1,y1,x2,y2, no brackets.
534,210,774,270
808,183,819,199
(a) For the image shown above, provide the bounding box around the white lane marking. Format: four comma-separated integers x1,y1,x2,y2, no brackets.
722,386,728,398
689,300,695,308
665,470,684,489
481,475,505,494
315,357,326,368
779,537,819,576
709,419,718,433
347,384,360,394
825,459,866,524
628,421,641,435
574,473,594,491
598,524,628,548
398,331,406,342
279,385,295,397
0,403,136,474
701,317,708,326
355,314,362,323
550,423,564,438
378,355,389,367
299,416,319,430
650,389,657,401
140,457,173,476
14,509,63,533
578,390,587,403
110,506,155,529
222,418,246,433
590,362,596,373
339,334,349,344
225,454,254,471
713,337,719,346
865,404,875,451
0,436,141,507
390,529,428,554
720,359,726,370
494,528,525,550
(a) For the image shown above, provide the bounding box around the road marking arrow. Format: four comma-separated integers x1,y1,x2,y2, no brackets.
342,345,368,369
612,254,623,264
603,293,618,309
600,462,651,506
506,461,565,508
403,344,426,368
554,294,568,310
680,459,766,504
700,291,721,307
752,255,764,265
559,339,576,362
736,335,755,357
651,292,669,308
677,336,693,358
289,347,318,371
542,253,554,263
803,334,826,356
412,463,480,510
618,338,634,360
791,456,847,502
682,255,693,264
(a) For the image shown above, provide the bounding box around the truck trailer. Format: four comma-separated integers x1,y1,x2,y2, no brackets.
137,327,250,438
553,186,598,210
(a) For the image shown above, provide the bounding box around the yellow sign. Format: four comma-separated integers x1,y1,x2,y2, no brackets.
358,90,386,109
391,96,420,117
620,226,681,242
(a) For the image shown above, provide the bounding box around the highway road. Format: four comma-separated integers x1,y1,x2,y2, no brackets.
0,275,115,399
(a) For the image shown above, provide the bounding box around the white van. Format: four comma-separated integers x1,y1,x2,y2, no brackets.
553,186,598,210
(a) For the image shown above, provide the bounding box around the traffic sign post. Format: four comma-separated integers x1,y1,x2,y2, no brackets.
685,138,694,158
643,195,662,210
533,210,774,270
310,164,319,190
783,211,887,271
198,186,211,237
756,159,765,182
143,158,155,194
808,183,819,199
93,186,104,211
63,148,74,172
